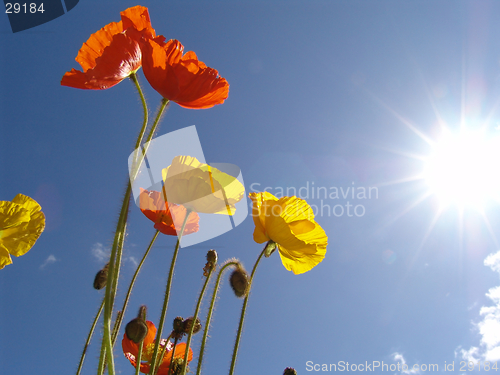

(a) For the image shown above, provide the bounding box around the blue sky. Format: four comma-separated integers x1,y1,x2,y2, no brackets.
2,1,500,374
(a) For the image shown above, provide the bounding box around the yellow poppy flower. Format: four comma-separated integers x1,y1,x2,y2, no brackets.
249,192,327,275
0,194,45,269
161,155,245,214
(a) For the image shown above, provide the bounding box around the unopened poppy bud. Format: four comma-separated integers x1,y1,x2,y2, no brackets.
93,263,109,290
206,249,218,263
183,316,202,335
283,367,297,375
230,265,249,298
173,316,184,333
203,249,218,276
125,317,148,343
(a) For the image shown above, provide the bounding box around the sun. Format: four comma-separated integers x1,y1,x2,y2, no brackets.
423,128,500,209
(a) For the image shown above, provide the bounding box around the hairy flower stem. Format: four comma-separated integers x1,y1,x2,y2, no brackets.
228,248,267,375
149,210,191,375
97,96,169,375
180,257,216,375
195,261,239,375
76,298,105,375
111,230,160,346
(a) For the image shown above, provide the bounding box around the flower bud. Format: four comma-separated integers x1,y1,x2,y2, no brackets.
206,249,218,263
183,316,202,335
230,265,249,298
125,317,148,343
93,263,109,290
204,249,218,276
283,367,297,375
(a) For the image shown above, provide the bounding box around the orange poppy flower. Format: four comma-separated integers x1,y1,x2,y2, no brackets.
141,39,229,109
139,188,200,235
61,6,163,90
122,320,193,374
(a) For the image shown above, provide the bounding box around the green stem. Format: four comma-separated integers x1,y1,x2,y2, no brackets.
99,191,130,375
111,230,160,346
135,341,144,375
195,261,238,375
228,248,267,375
180,258,216,375
97,95,169,375
76,298,105,375
149,209,191,375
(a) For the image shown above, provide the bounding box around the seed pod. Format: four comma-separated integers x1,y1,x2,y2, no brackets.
183,317,202,335
230,265,249,298
173,316,184,333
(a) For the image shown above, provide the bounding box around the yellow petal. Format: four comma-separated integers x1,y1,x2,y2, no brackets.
278,241,326,275
0,201,31,229
0,245,13,269
11,194,43,216
0,194,45,262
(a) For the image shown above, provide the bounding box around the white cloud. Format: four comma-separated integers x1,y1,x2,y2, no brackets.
458,250,500,362
391,352,420,374
40,254,57,269
127,256,138,267
91,242,110,263
91,242,138,268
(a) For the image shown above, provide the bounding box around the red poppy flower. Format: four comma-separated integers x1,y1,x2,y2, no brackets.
141,39,229,109
139,188,200,235
122,320,193,374
61,6,163,90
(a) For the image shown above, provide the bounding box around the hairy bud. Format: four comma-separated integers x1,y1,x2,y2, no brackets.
93,263,109,290
230,265,249,298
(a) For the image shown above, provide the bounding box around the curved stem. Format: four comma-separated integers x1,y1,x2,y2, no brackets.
76,298,105,375
228,248,267,375
195,261,239,375
129,73,148,152
149,209,191,375
111,230,160,346
180,258,216,375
